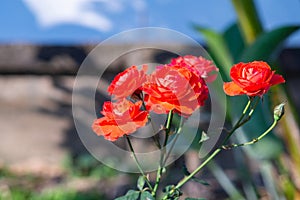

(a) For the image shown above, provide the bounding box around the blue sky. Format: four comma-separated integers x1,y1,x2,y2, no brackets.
0,0,300,45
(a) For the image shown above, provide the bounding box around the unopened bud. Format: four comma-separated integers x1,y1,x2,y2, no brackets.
274,103,285,121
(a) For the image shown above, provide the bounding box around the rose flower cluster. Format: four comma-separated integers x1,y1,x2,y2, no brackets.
92,55,218,141
92,56,285,142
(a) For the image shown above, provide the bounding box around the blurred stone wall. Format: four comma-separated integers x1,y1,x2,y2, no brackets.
0,44,203,175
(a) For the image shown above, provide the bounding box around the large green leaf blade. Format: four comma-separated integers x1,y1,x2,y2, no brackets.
115,190,140,200
223,23,245,62
239,26,300,62
194,25,233,80
137,176,145,191
231,0,263,44
140,191,154,200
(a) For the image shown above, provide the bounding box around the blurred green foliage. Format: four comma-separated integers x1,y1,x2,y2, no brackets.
0,154,119,200
194,0,300,199
63,153,117,179
0,188,105,200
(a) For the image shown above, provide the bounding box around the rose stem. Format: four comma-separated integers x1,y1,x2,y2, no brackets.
162,98,255,199
125,135,153,190
152,110,174,197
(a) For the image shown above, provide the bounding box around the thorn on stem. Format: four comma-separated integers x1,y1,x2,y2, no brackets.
252,138,258,143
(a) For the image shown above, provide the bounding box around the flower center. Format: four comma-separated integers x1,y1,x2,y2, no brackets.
242,67,261,81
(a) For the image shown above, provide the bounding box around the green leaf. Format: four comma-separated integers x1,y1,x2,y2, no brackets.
231,0,263,44
191,178,210,186
137,176,145,191
194,25,233,80
239,26,300,62
182,164,190,176
223,23,245,62
115,190,140,200
182,164,209,186
163,185,182,199
199,131,209,143
140,191,154,200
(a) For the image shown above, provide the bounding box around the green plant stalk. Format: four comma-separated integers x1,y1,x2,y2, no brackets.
152,160,164,197
161,99,254,198
125,136,153,191
155,119,185,197
175,147,221,190
235,97,260,128
162,120,184,167
152,110,174,197
231,0,263,44
162,98,274,199
222,119,277,149
149,118,162,150
139,93,162,149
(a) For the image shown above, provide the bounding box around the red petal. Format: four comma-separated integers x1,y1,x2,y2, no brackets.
270,74,285,85
223,82,245,96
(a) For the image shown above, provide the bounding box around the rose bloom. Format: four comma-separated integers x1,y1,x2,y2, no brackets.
143,64,208,117
223,61,285,97
107,65,147,99
92,99,148,141
170,55,219,82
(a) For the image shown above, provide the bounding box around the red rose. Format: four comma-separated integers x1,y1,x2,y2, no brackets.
92,99,148,141
223,61,285,97
143,64,208,117
170,55,219,82
107,65,147,99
